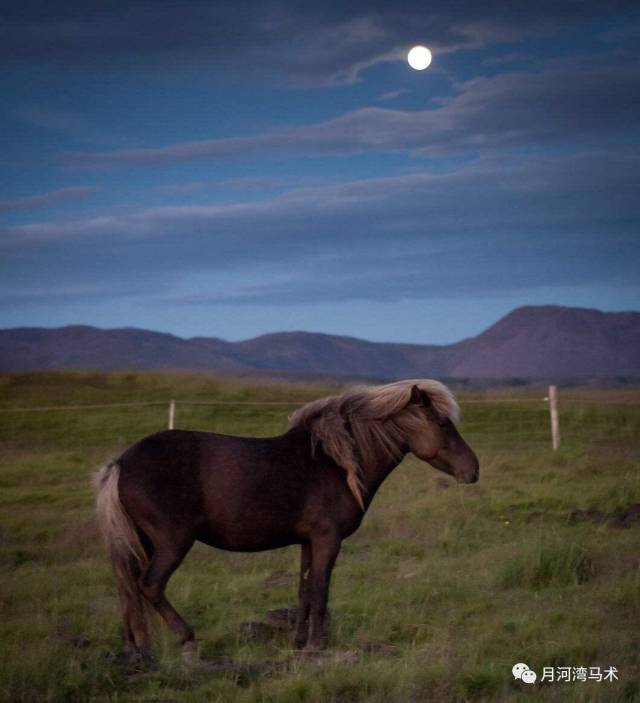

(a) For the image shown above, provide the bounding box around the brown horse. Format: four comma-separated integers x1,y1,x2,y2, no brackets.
94,379,478,667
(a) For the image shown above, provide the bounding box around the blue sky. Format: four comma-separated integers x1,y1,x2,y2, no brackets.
1,1,639,344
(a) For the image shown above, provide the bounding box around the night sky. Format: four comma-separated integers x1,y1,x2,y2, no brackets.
1,1,639,344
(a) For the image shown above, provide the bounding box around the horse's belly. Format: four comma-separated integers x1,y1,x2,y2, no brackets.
197,473,306,551
196,520,299,552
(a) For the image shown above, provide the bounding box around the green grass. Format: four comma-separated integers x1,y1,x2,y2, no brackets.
1,371,639,702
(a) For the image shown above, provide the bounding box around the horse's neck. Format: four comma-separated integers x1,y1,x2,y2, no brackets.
360,451,406,509
285,424,405,510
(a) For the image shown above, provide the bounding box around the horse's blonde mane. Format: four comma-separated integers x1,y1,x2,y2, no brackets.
289,379,459,509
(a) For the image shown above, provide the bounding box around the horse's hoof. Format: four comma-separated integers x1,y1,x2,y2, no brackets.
293,637,307,650
265,607,298,631
117,649,157,672
181,640,199,664
139,652,158,671
267,607,331,631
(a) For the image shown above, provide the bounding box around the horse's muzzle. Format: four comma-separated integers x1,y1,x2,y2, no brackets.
457,453,480,484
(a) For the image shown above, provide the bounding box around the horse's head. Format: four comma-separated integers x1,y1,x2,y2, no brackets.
405,385,479,484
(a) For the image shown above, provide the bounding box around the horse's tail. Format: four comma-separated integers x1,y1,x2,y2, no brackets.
93,462,150,610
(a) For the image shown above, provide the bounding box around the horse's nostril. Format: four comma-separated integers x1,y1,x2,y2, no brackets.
463,465,479,483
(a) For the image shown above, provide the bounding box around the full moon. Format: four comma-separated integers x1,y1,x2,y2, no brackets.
407,45,432,71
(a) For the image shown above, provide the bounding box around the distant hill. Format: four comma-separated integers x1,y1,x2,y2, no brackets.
1,306,639,380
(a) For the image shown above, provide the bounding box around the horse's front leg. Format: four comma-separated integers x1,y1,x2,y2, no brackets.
293,542,312,648
305,530,341,651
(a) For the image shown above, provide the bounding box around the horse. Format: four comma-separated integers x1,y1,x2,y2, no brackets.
94,379,479,667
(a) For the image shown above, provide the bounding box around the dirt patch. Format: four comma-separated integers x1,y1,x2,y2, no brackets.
237,621,281,643
357,639,401,656
567,503,640,528
265,607,298,630
263,569,294,588
609,504,640,528
197,656,266,685
264,606,332,630
59,634,92,649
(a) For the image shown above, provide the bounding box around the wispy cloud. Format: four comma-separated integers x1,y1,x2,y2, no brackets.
0,283,154,307
219,176,289,191
481,51,532,66
0,186,96,214
13,105,135,147
2,151,638,307
67,56,640,168
151,182,207,196
379,89,410,101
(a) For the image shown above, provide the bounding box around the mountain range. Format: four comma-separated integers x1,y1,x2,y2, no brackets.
1,306,639,380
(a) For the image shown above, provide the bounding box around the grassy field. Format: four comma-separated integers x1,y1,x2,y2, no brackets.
1,371,639,702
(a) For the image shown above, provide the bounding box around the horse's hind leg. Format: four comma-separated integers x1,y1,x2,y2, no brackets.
115,560,152,667
137,533,197,662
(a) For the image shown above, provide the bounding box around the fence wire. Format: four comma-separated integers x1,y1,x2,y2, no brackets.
1,392,639,456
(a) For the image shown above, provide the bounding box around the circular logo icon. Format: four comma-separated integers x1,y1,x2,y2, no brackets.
512,663,529,680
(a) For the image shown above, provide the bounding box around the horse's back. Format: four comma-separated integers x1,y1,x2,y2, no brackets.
117,428,275,503
116,428,315,550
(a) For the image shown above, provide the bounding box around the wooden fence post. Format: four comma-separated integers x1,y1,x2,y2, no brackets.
548,385,560,451
168,400,175,430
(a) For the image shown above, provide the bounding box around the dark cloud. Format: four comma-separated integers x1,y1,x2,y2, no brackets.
481,51,532,66
2,1,638,85
67,55,640,167
0,283,155,308
159,246,638,306
2,151,638,306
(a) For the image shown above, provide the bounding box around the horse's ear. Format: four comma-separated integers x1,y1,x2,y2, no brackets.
409,384,422,405
409,384,431,408
409,385,425,405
